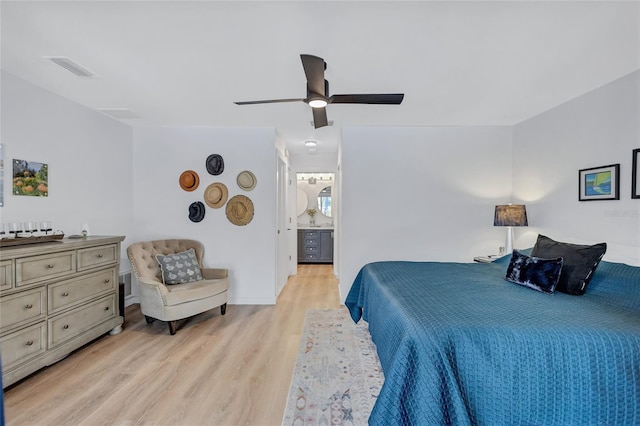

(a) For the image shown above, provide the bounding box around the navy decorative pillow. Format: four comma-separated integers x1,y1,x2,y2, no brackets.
155,248,203,285
505,250,564,294
530,234,606,295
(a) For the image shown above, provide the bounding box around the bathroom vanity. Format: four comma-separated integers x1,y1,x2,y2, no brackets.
297,228,333,264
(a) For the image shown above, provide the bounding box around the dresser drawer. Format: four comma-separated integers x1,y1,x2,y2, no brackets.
77,244,118,271
304,238,318,247
0,259,14,293
304,230,318,238
0,287,46,333
49,268,117,313
48,294,116,348
304,246,319,254
304,253,318,260
16,251,75,287
0,323,46,371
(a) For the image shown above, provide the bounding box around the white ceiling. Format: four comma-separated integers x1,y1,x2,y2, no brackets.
2,1,639,157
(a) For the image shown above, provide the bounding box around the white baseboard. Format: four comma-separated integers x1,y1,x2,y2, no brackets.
227,296,276,305
124,295,139,307
123,295,275,307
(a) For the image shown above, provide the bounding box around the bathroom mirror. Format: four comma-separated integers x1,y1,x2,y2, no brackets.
317,186,332,217
296,187,308,216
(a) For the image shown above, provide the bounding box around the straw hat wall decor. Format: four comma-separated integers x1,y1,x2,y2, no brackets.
204,182,228,209
226,195,254,226
237,170,257,191
180,156,256,225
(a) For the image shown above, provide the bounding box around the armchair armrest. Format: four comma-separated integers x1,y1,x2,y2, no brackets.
201,268,228,280
137,277,169,293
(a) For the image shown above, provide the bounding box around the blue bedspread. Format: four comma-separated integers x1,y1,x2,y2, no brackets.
345,258,640,425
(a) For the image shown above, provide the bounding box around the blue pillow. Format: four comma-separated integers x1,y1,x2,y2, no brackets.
505,250,564,294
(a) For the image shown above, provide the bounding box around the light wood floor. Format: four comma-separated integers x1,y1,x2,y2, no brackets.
3,264,341,426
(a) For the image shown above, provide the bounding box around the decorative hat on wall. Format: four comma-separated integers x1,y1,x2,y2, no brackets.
237,170,257,191
179,170,200,192
226,195,254,226
206,154,224,175
188,201,206,222
204,182,228,209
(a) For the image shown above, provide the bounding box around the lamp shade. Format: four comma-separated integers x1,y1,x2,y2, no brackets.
494,205,528,227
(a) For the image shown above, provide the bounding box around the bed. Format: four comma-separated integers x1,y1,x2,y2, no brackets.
345,251,640,425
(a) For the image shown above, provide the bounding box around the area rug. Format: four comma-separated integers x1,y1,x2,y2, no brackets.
282,308,385,426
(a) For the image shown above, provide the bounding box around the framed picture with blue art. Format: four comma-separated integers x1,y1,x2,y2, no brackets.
579,163,619,201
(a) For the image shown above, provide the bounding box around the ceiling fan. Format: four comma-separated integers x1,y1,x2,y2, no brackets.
234,54,404,129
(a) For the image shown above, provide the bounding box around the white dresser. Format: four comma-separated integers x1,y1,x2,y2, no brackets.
1,235,125,387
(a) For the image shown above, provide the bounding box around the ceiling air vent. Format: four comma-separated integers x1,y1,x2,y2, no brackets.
43,56,100,78
96,108,139,119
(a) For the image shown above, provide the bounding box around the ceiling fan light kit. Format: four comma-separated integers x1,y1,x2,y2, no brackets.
234,54,404,129
308,98,328,108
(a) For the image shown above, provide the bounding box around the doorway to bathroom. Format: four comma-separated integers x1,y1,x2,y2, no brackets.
296,172,335,265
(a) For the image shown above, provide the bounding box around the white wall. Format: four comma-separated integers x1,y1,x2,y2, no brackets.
289,151,338,174
512,70,640,263
1,71,134,245
340,126,513,301
131,126,277,304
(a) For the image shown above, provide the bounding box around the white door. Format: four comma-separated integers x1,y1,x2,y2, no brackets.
276,154,289,296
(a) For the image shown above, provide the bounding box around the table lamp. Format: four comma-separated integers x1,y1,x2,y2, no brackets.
494,204,528,255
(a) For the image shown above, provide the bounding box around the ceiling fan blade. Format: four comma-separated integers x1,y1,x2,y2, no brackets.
329,93,404,104
300,54,326,96
234,98,305,105
312,107,329,129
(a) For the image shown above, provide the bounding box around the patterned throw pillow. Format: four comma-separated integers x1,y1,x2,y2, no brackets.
155,248,203,285
505,250,564,294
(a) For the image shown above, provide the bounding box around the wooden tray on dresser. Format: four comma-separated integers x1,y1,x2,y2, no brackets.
0,234,64,248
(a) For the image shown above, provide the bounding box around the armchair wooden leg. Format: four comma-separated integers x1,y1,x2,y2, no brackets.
221,303,227,315
168,321,177,335
144,315,155,324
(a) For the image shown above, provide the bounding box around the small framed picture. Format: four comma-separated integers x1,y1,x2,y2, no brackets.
13,159,49,197
578,164,619,201
633,149,640,199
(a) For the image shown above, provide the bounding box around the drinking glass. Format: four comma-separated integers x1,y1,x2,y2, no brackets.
41,221,52,235
24,222,36,236
9,222,21,237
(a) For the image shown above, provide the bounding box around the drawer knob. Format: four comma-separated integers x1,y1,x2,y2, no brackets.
62,292,69,297
47,264,55,269
63,324,69,329
25,304,33,309
97,254,104,259
25,340,34,346
104,306,110,311
104,279,110,283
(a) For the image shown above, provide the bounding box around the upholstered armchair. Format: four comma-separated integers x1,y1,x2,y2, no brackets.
127,239,229,335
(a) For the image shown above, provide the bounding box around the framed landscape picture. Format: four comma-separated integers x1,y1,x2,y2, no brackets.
579,164,619,201
633,149,640,199
13,159,49,197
